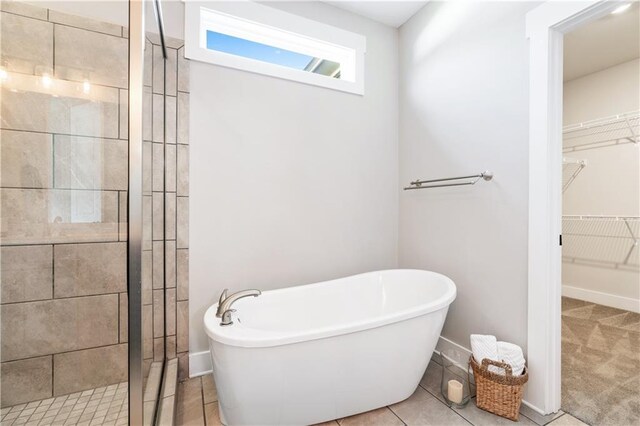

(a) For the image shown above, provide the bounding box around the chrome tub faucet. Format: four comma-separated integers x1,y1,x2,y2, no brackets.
216,288,261,326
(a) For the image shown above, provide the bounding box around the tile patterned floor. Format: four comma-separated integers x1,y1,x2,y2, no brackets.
0,383,128,426
177,358,588,426
561,297,640,426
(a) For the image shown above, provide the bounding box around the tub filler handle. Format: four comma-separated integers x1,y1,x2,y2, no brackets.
220,309,236,326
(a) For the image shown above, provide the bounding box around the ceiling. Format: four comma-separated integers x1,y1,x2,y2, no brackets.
325,1,428,28
564,3,640,81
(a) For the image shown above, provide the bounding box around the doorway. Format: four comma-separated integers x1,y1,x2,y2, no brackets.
560,3,640,424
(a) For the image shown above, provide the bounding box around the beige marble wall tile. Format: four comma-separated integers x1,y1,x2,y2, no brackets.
53,136,128,190
144,361,163,402
152,192,164,241
119,89,128,140
162,359,178,399
142,250,153,305
54,25,127,88
152,143,164,192
177,249,189,301
1,87,119,138
166,288,176,336
143,195,152,250
119,292,128,343
119,191,128,241
166,48,178,97
166,95,177,144
53,344,127,396
177,145,189,196
177,301,189,354
177,47,190,94
154,338,164,362
1,1,48,20
54,242,126,297
1,356,52,408
152,94,164,143
0,188,119,245
166,335,177,360
152,241,164,290
143,142,153,194
156,396,176,426
177,92,189,145
144,38,153,87
48,10,122,37
1,294,119,361
166,144,177,193
153,46,178,97
0,11,52,74
153,289,164,339
177,352,189,381
177,196,189,249
166,240,176,288
152,44,165,95
165,192,176,241
143,304,153,359
1,245,52,304
143,87,153,141
0,130,53,188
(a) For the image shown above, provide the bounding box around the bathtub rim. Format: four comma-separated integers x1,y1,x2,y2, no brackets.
204,269,456,348
203,269,457,348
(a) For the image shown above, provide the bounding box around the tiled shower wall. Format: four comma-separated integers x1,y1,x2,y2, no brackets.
0,1,190,407
142,33,190,382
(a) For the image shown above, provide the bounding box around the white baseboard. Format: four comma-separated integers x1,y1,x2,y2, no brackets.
189,350,213,377
562,285,640,313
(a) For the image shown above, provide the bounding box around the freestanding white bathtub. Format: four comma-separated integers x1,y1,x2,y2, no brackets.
204,269,456,426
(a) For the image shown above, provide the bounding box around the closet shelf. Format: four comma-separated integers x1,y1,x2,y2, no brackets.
562,215,639,270
563,110,640,153
562,157,586,193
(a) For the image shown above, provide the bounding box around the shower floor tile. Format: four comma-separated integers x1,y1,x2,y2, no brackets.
0,383,128,426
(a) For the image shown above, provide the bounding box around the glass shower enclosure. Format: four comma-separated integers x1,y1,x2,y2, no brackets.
0,1,182,424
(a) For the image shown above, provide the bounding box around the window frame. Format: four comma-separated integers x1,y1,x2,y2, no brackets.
184,1,366,95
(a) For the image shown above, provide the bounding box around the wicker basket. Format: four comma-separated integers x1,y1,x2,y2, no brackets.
469,356,528,421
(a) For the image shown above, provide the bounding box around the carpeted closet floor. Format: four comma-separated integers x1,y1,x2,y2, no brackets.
562,297,640,425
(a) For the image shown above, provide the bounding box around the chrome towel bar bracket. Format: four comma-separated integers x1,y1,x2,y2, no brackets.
404,171,493,190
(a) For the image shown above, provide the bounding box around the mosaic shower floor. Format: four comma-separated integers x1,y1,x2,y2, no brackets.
0,382,127,426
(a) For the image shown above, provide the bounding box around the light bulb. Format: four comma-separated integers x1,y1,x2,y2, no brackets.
611,3,631,14
83,80,91,94
0,68,7,81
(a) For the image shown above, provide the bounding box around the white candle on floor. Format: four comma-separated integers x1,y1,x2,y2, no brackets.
448,379,463,404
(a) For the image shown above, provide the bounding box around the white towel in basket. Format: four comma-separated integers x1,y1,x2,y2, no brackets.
497,341,525,376
470,334,499,372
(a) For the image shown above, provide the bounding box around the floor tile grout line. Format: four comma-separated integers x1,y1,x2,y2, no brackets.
417,383,474,425
385,405,407,425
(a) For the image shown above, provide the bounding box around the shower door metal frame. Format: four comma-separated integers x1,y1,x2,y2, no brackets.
128,0,145,424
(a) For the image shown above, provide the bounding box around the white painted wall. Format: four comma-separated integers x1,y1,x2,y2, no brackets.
398,1,538,353
189,1,399,355
562,58,640,307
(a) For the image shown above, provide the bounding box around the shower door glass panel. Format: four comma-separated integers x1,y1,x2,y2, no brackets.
0,0,129,423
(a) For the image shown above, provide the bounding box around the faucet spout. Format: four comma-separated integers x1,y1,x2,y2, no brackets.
216,289,261,318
